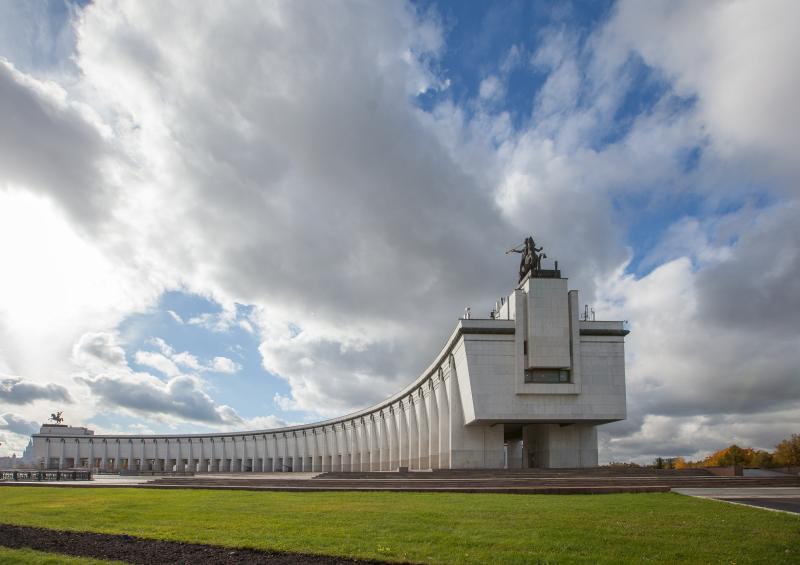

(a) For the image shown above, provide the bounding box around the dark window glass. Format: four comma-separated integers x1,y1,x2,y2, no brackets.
524,369,570,383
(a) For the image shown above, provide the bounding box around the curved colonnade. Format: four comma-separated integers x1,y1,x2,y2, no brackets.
33,271,629,471
39,328,469,473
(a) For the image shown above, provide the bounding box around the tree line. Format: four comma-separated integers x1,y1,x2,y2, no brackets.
612,433,800,469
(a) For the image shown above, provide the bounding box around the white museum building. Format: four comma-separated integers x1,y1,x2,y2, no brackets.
29,252,628,472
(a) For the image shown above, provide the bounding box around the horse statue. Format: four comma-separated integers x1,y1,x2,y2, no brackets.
506,236,546,282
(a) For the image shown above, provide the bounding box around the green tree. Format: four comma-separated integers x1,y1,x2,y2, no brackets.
774,434,800,466
750,450,774,468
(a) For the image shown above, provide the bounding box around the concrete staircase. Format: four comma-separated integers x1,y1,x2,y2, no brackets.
145,468,800,494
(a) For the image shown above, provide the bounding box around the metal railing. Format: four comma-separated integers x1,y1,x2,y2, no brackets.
0,469,92,481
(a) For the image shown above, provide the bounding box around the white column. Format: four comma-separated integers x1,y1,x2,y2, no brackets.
58,439,65,469
282,433,289,471
102,440,108,471
292,432,300,472
320,427,328,472
350,423,358,471
406,398,418,469
332,425,341,472
343,424,352,472
358,420,367,471
381,411,390,471
438,370,451,469
416,389,429,469
388,408,399,470
397,402,408,469
309,430,317,472
370,416,381,471
428,378,440,469
448,354,465,469
298,431,306,471
367,418,375,472
353,418,364,472
174,440,181,472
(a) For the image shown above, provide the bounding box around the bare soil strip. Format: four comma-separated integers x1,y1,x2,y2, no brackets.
0,523,393,565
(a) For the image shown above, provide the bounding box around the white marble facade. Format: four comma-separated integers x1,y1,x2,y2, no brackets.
31,273,627,471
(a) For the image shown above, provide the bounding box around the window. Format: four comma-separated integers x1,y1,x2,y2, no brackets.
524,368,570,383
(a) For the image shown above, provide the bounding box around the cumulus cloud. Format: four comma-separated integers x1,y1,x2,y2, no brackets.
76,372,242,426
135,337,241,377
0,375,72,405
72,331,247,426
0,412,40,436
606,0,800,180
0,0,797,462
0,59,112,224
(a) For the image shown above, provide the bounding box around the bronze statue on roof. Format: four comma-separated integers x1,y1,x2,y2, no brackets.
506,236,546,283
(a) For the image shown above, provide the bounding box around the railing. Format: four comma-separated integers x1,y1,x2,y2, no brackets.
0,469,92,481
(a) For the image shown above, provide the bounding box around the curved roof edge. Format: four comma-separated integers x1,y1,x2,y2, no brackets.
35,319,515,440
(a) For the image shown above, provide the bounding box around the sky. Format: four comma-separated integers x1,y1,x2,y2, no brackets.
0,0,798,464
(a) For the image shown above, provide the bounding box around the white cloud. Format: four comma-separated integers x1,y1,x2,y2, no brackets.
0,0,797,462
606,0,800,182
478,75,503,101
134,351,180,378
71,331,249,426
210,357,239,374
135,337,241,376
0,375,72,405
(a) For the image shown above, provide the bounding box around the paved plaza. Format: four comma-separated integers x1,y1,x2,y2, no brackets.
675,487,800,514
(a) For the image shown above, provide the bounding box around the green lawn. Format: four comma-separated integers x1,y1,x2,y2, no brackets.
0,547,121,564
0,488,797,564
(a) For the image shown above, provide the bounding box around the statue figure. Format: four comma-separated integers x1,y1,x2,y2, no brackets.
48,411,64,424
506,236,546,282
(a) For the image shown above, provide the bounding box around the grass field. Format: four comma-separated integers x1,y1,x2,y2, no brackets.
0,488,798,564
0,547,120,564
